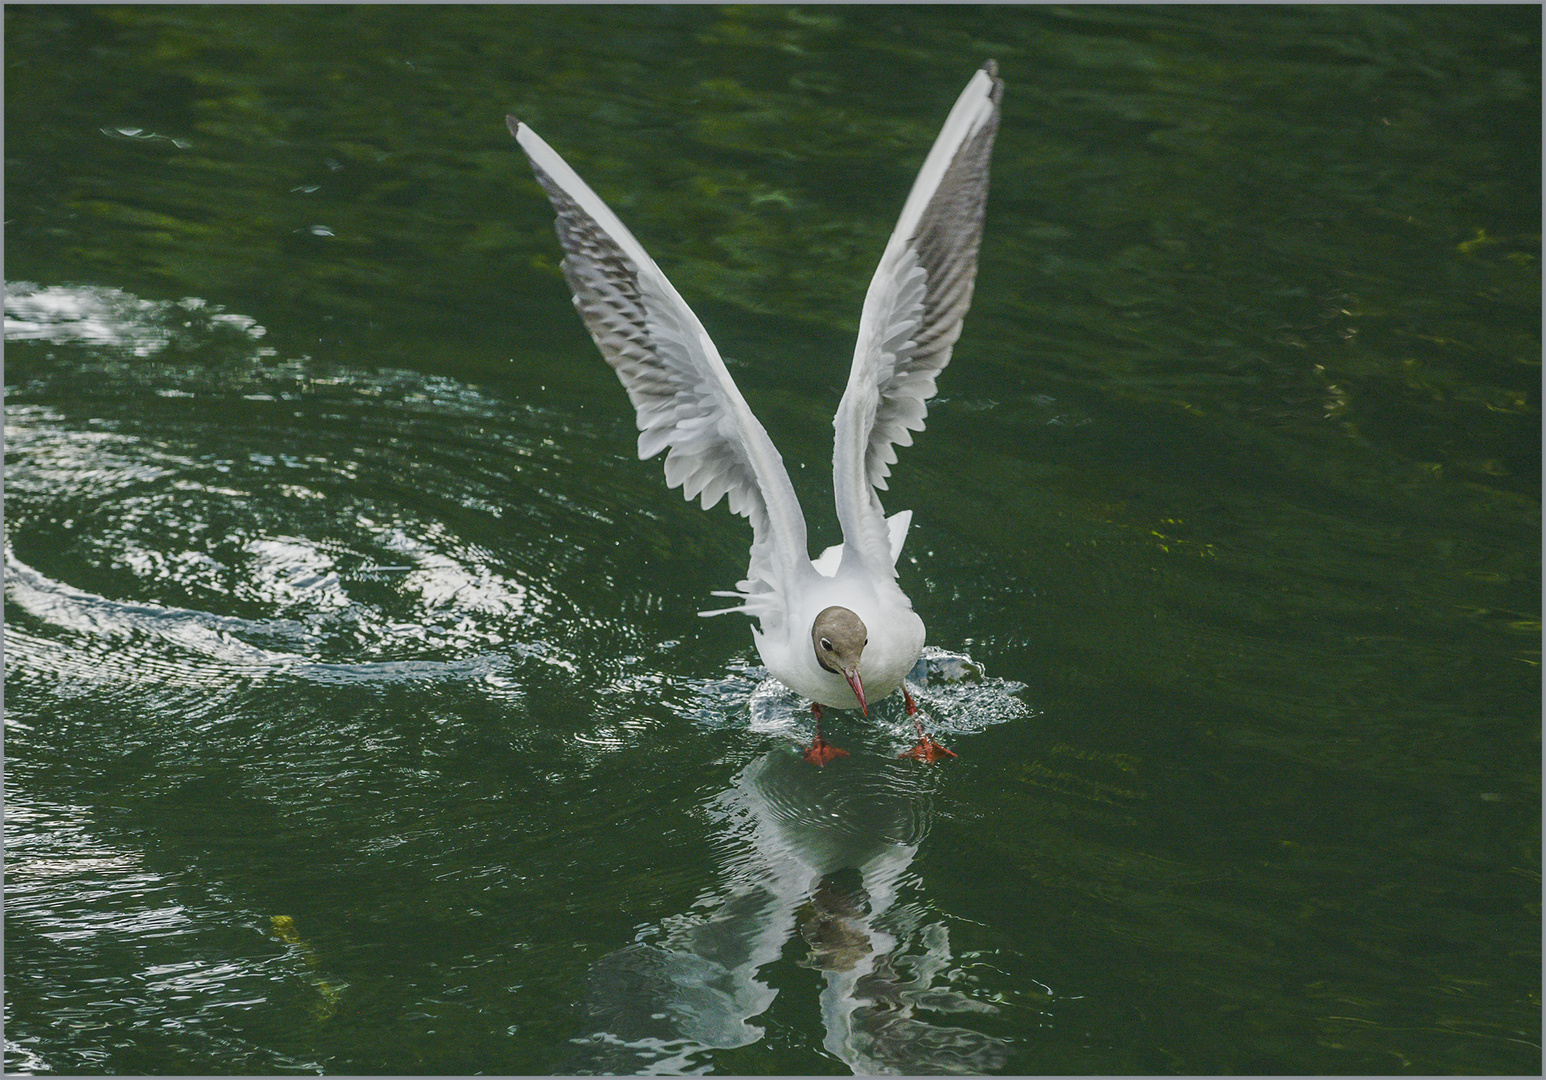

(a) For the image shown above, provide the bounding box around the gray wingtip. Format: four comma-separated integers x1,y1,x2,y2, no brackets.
504,115,523,140
981,60,1004,103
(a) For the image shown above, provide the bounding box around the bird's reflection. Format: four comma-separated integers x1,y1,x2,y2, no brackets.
566,745,1008,1075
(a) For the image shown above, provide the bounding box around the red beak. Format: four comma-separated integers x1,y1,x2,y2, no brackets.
844,669,867,716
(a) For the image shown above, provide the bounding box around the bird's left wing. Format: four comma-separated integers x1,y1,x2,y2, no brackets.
510,118,813,621
831,63,1003,576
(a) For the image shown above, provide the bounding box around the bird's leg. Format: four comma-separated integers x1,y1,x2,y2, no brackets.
898,685,957,763
803,701,848,767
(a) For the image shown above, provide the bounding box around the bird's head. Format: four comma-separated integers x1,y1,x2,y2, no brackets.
811,606,868,714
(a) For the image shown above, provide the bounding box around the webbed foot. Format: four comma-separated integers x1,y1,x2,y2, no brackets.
804,735,849,767
899,734,957,762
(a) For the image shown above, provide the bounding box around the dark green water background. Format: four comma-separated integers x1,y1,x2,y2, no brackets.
5,5,1539,1075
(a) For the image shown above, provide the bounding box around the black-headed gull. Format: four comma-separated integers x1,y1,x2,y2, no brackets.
509,62,1002,764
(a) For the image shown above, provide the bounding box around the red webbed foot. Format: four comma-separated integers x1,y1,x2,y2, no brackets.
900,734,957,763
900,705,956,762
803,735,849,767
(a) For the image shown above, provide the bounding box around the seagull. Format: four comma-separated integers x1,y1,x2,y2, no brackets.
509,62,1002,765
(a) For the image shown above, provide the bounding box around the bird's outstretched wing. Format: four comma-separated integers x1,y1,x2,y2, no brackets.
831,62,1003,577
510,118,812,622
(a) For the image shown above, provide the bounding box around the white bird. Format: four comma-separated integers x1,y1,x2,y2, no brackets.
509,62,1002,765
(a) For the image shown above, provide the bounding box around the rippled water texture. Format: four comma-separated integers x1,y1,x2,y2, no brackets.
6,6,1540,1075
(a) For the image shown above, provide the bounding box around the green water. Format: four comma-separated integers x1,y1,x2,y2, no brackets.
5,5,1539,1075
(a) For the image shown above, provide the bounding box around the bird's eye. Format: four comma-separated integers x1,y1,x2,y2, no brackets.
821,638,833,651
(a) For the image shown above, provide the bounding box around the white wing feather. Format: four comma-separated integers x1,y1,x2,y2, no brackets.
832,62,1003,577
509,118,813,623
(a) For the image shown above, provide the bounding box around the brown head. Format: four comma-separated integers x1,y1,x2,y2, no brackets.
812,606,868,714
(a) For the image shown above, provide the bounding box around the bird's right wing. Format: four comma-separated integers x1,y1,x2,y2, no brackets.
510,118,812,622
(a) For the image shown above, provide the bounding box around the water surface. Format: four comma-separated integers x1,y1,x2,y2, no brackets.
5,5,1539,1074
